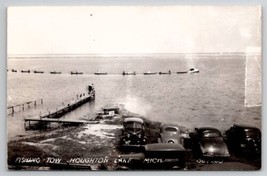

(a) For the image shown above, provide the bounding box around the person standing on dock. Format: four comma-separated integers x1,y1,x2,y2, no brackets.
88,84,95,94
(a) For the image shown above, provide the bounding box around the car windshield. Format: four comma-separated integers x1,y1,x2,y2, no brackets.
165,127,178,132
202,130,220,138
125,122,143,131
201,136,224,143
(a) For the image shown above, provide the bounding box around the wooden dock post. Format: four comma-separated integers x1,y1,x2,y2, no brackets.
11,107,14,114
8,99,44,115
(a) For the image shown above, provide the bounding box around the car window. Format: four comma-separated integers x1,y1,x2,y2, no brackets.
244,130,261,138
125,122,142,130
201,137,224,143
202,131,220,137
165,127,178,132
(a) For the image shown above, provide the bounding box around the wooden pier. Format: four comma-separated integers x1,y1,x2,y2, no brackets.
24,85,96,130
44,94,93,119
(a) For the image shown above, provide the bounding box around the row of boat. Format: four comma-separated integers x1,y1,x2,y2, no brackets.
9,69,58,74
7,68,199,75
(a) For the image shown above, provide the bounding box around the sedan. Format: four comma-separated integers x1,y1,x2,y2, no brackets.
158,123,182,144
190,127,230,160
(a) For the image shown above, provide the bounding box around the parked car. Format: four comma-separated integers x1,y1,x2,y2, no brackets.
115,143,186,170
225,124,261,155
189,127,230,159
158,123,182,144
120,117,147,148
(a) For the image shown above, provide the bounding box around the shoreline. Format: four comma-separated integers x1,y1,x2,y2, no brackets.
7,104,261,170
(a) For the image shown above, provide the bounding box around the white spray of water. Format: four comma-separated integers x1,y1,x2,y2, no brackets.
117,95,152,117
185,55,196,69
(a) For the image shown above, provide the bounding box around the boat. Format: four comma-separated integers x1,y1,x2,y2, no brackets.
159,71,171,75
177,71,188,74
11,69,17,72
188,68,199,74
33,70,44,74
50,71,62,74
144,71,157,75
95,72,107,75
71,71,83,75
21,70,30,73
122,71,136,75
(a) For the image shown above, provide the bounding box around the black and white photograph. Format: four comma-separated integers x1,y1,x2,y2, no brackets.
7,6,261,170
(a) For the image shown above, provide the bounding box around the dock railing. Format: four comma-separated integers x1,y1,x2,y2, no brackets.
7,99,43,115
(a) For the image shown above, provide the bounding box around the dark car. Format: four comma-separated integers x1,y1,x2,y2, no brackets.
158,123,182,144
115,143,186,170
120,117,147,148
225,124,261,155
190,127,230,160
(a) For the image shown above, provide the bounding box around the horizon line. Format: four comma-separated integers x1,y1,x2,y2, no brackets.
8,52,261,58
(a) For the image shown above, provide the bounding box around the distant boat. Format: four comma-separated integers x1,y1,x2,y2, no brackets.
11,69,17,72
188,68,199,74
159,70,171,75
144,71,157,75
177,71,188,74
34,70,44,74
122,71,136,75
21,70,30,73
50,71,61,74
71,71,83,75
95,71,107,75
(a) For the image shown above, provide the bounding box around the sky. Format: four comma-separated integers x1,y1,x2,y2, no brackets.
7,6,261,55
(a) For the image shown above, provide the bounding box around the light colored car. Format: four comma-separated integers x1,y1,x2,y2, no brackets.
158,124,183,145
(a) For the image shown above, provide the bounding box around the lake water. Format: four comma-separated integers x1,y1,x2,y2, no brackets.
7,54,261,140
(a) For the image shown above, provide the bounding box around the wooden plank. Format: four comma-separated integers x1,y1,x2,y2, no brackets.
23,93,96,130
24,118,99,124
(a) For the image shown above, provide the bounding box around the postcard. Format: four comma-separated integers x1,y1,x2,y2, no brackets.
7,6,261,170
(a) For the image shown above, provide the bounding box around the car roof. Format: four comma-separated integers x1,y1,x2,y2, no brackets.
160,123,179,128
233,124,260,129
124,117,144,123
145,143,185,151
196,127,220,131
195,127,222,135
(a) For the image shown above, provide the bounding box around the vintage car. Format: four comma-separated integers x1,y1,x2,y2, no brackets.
189,127,230,159
158,123,182,144
120,117,147,148
115,143,186,170
225,124,261,155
